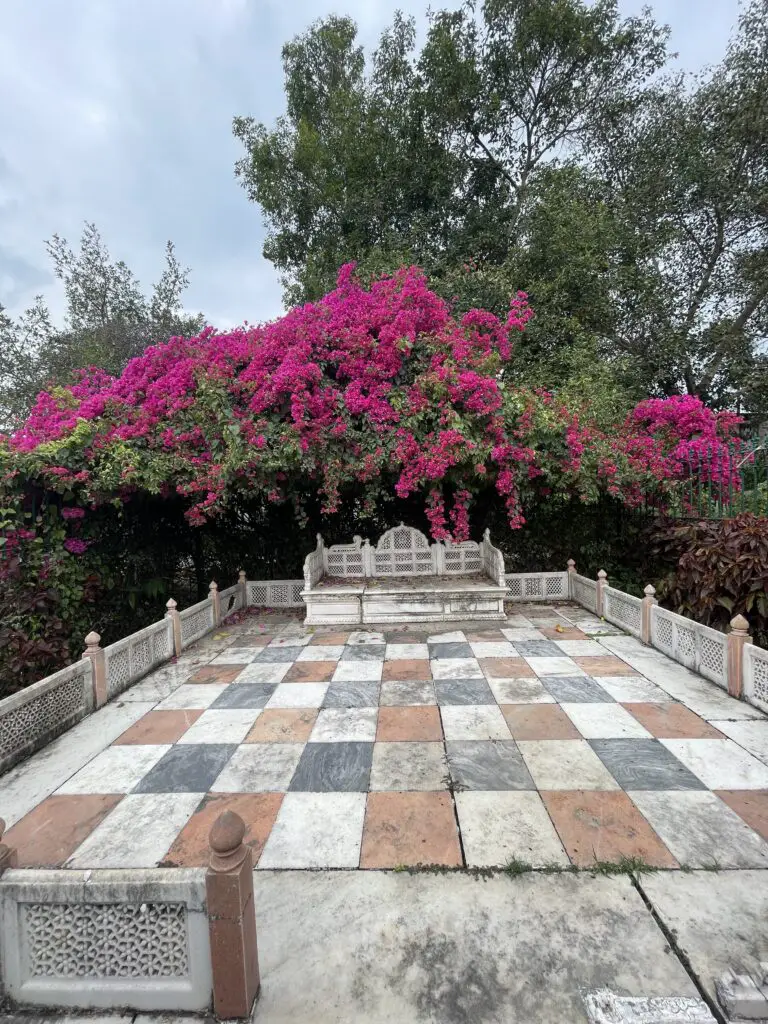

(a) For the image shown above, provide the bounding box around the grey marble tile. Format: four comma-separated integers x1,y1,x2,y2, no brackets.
512,640,563,657
446,741,534,791
429,642,474,659
133,744,236,793
434,679,496,706
542,676,614,703
289,742,373,792
340,645,386,662
254,647,299,663
590,739,706,791
323,681,380,708
211,683,277,709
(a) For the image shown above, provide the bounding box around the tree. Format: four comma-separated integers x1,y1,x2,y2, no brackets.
592,0,768,408
0,223,203,429
233,0,668,305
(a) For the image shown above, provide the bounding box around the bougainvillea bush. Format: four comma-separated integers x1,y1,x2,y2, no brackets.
0,264,746,687
4,265,743,534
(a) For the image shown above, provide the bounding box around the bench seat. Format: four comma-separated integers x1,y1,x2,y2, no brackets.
301,526,507,625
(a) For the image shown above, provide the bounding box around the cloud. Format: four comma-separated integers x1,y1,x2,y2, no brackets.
0,0,739,329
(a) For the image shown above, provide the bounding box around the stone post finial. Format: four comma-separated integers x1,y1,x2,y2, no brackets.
209,581,221,626
238,569,247,585
727,613,752,700
82,629,107,708
0,817,18,875
567,559,576,571
206,811,260,1017
237,570,248,610
165,598,182,657
641,584,657,645
596,569,608,617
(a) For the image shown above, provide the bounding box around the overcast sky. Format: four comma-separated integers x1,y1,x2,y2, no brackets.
0,0,741,330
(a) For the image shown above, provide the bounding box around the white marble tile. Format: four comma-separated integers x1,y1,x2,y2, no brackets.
503,616,534,628
577,622,624,635
210,650,261,664
67,793,202,867
176,709,261,744
519,740,621,791
661,738,768,789
211,744,304,792
296,645,345,662
430,658,483,680
369,742,447,791
469,642,518,659
56,745,170,794
553,640,607,657
487,678,555,704
524,656,586,677
236,662,292,684
258,792,366,869
332,660,382,682
310,708,378,743
709,720,768,766
0,701,155,827
597,676,674,703
440,705,511,741
384,643,429,661
456,791,569,868
267,683,329,708
155,684,229,710
269,634,312,648
561,703,652,739
426,631,466,644
348,630,386,645
629,790,768,869
501,628,546,642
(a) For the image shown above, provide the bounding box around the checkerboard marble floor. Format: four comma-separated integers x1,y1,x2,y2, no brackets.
5,604,768,872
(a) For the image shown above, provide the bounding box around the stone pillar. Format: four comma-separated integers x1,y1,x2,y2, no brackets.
82,631,107,708
0,819,17,874
596,569,608,617
166,598,182,658
727,614,752,699
238,570,248,609
566,559,576,599
641,584,657,645
209,581,221,627
206,811,260,1019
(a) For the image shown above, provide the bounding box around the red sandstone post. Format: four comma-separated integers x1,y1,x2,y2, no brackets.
166,598,182,658
206,810,260,1018
596,569,608,617
0,819,17,874
82,631,107,708
209,581,221,627
727,614,751,699
641,584,657,645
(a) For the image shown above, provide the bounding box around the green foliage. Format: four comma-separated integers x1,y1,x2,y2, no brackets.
652,513,768,647
234,0,768,414
0,223,203,430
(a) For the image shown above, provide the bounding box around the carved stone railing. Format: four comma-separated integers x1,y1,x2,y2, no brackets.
0,661,93,775
651,605,728,689
104,619,174,700
179,598,216,650
0,868,212,1011
603,586,643,640
506,571,569,602
743,644,768,713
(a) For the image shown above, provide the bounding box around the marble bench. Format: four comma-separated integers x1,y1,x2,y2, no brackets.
301,524,508,625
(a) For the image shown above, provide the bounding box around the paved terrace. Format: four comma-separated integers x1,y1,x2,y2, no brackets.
3,603,768,872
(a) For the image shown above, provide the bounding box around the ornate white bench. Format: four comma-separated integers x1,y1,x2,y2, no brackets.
301,523,507,624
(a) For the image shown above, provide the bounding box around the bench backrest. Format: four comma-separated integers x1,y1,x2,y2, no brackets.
303,524,506,587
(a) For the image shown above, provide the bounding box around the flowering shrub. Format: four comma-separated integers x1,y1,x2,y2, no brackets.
5,264,739,546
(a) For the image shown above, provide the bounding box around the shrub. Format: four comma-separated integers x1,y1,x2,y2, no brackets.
652,514,768,647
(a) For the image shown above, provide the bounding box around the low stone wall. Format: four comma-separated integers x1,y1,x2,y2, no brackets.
567,564,757,710
0,661,93,776
0,868,212,1011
